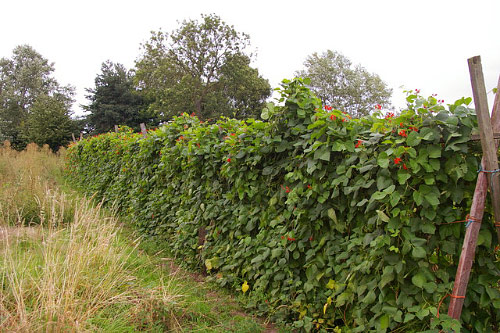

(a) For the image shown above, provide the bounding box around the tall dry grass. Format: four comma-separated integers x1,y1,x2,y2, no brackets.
0,142,182,332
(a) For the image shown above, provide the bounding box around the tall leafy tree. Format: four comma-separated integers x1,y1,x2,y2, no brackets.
25,95,76,151
0,45,74,149
84,61,152,134
296,50,392,118
135,14,271,120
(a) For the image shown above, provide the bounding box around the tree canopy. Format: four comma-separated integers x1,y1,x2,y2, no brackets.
0,45,75,149
135,14,271,121
84,61,153,134
296,50,392,118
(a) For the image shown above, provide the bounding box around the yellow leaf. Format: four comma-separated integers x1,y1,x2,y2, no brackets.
204,259,212,271
242,280,249,294
323,302,328,314
326,279,336,290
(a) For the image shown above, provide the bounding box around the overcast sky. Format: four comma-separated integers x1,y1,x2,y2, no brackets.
1,0,499,116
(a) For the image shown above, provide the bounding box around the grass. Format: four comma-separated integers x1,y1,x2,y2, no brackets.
0,142,276,332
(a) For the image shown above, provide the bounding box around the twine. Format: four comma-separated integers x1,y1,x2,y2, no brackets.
437,294,465,319
442,214,481,228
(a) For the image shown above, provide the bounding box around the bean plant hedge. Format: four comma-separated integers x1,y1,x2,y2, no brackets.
66,79,500,332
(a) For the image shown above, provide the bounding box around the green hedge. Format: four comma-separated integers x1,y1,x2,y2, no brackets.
67,78,500,332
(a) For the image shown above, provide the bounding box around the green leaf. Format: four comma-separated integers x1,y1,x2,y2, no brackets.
327,208,337,223
411,246,427,259
428,145,442,158
314,146,330,161
262,166,273,175
376,210,390,222
261,107,269,120
406,131,421,146
380,314,390,330
412,272,427,288
397,171,411,185
378,152,389,168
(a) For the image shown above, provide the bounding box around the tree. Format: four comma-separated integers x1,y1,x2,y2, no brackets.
84,61,153,134
0,45,74,149
25,95,76,151
135,14,271,120
296,50,392,118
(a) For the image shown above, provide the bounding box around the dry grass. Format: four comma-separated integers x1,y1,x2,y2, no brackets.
0,142,182,332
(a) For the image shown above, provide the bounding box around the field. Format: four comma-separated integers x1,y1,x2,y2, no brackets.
0,143,276,332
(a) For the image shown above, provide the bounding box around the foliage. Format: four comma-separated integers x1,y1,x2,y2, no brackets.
24,95,76,151
134,14,271,121
84,60,155,134
0,45,75,149
296,50,392,118
66,78,500,332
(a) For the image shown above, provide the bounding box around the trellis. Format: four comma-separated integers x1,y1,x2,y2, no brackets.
447,56,500,320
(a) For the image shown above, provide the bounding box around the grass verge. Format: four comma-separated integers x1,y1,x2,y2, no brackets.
0,142,275,332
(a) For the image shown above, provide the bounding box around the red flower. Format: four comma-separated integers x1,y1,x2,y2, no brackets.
227,158,231,162
342,118,346,122
281,236,285,240
385,112,394,119
231,133,236,136
403,163,408,170
285,186,290,193
330,114,336,121
191,112,195,116
400,122,403,127
325,105,332,111
196,143,200,148
399,130,407,137
355,140,363,148
287,237,296,241
415,89,420,93
394,157,402,165
375,104,382,110
309,236,313,241
307,184,312,189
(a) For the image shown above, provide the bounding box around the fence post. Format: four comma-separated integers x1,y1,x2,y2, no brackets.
448,57,500,319
140,123,147,138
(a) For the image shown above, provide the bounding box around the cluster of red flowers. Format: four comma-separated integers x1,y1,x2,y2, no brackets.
399,130,408,137
324,105,333,111
355,140,363,148
375,104,382,110
227,158,231,162
176,135,184,142
330,114,336,121
393,157,408,170
280,185,291,193
307,184,312,189
385,112,395,119
281,235,296,241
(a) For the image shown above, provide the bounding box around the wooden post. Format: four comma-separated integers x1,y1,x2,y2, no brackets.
448,57,500,319
491,76,500,243
72,133,76,143
79,132,83,141
140,123,147,138
114,125,119,132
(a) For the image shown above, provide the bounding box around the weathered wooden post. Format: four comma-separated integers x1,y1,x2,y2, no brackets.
447,57,500,319
79,132,83,141
140,123,147,138
114,125,119,132
72,133,76,143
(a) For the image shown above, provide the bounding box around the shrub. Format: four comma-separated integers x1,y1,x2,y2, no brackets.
67,79,500,332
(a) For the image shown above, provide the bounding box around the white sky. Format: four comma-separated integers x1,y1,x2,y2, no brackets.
1,0,499,116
